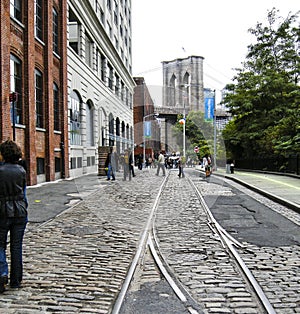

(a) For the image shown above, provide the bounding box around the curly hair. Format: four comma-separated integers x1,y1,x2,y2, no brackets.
0,140,22,163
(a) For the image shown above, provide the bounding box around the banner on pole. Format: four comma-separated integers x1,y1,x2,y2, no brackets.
204,97,214,121
144,121,152,139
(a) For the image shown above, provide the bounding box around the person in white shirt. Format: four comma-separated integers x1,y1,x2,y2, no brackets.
156,152,166,176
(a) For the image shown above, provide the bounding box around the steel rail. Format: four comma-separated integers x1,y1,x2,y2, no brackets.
188,176,276,314
111,173,169,314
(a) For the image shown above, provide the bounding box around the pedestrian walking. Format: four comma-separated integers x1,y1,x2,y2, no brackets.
137,154,143,170
178,155,185,178
0,140,28,292
105,147,116,181
156,151,166,176
203,154,211,178
129,149,135,177
122,149,131,181
230,161,235,174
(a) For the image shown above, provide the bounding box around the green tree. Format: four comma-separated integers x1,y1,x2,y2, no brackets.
222,8,300,159
173,111,214,157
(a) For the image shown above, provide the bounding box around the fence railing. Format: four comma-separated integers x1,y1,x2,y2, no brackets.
234,155,300,176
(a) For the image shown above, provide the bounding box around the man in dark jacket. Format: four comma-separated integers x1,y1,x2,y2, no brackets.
0,140,28,292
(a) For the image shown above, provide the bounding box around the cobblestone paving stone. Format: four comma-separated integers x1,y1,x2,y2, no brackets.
0,171,162,313
1,168,299,313
197,176,300,314
224,180,300,314
155,171,265,314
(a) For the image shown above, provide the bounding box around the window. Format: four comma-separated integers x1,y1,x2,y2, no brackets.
100,9,105,24
53,7,59,54
120,16,123,37
125,87,129,106
37,158,45,175
55,157,61,172
108,63,113,90
115,74,120,96
95,48,100,73
107,0,112,11
114,11,118,26
10,54,23,124
53,83,60,131
109,114,114,147
69,9,80,54
35,69,43,128
77,157,82,168
86,101,94,146
10,0,22,22
85,32,93,68
71,157,76,169
101,54,106,81
69,91,81,145
121,81,124,101
95,0,100,13
34,0,43,40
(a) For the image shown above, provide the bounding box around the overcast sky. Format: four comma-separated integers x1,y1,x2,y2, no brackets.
131,0,299,93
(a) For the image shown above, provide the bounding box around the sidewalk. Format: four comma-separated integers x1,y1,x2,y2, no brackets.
26,173,105,226
212,168,300,212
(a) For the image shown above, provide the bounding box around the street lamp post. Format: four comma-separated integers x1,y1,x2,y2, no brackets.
143,113,158,168
180,85,189,158
183,106,186,158
213,90,217,171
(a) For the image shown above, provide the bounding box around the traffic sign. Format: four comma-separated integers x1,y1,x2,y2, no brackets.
194,146,199,153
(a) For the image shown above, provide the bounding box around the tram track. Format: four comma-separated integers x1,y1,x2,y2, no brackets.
115,170,279,313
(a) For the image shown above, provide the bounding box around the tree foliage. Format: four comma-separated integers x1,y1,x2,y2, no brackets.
222,8,300,158
173,111,214,158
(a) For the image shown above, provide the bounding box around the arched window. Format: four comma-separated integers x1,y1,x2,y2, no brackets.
169,74,177,107
126,124,129,148
70,91,81,145
109,113,114,147
121,121,125,151
116,118,120,153
183,72,190,106
86,100,94,146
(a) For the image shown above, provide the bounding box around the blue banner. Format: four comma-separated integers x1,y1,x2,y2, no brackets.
144,121,152,138
204,97,214,121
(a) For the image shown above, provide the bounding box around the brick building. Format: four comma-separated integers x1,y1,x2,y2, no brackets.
133,77,161,161
0,0,68,185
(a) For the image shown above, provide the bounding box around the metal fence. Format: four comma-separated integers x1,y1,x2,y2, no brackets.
235,154,300,176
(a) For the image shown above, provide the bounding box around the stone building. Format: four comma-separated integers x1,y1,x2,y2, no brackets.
68,0,135,178
159,56,204,153
0,0,69,185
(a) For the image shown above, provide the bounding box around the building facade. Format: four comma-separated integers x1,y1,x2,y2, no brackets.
133,77,160,161
67,0,135,178
0,0,69,185
162,56,204,113
159,55,205,153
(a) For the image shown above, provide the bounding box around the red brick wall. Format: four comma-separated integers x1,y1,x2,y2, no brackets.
0,0,68,185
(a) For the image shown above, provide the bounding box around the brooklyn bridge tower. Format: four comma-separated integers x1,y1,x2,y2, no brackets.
158,56,205,153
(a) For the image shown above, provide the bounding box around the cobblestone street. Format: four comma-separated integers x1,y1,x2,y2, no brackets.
0,170,162,313
0,168,299,313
